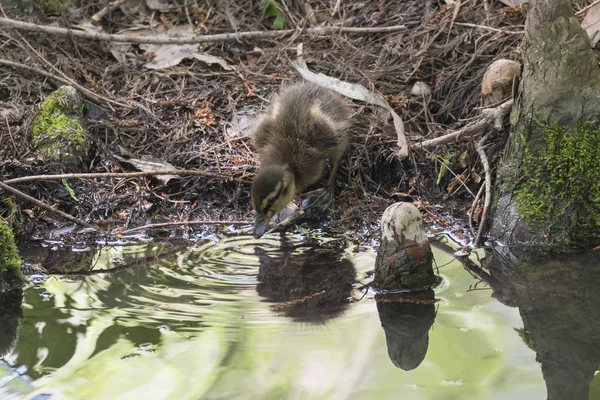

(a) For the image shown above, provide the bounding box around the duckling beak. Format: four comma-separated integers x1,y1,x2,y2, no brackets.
253,212,270,238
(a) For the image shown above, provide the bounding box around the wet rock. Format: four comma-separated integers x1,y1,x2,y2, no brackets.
31,85,89,170
374,202,435,291
0,220,24,287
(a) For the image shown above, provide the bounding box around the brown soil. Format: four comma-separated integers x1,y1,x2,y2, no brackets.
1,0,588,244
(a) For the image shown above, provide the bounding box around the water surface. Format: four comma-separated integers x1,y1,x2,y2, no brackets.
0,232,597,399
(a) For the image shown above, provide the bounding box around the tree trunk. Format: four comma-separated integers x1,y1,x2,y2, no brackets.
490,0,600,249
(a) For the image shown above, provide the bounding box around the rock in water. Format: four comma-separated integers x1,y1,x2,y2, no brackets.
374,202,435,291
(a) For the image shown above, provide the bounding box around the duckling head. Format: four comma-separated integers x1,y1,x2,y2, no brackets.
251,166,296,238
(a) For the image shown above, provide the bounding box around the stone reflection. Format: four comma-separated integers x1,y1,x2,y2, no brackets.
375,290,436,371
20,243,98,274
465,245,600,400
255,237,356,324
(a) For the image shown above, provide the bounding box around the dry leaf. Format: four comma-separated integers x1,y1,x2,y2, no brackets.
139,25,233,70
583,3,600,46
292,43,408,158
498,0,527,5
114,154,178,184
145,0,178,12
226,107,257,139
107,26,160,63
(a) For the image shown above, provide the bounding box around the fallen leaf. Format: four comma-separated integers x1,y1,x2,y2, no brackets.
498,0,527,5
583,3,600,46
145,0,178,12
292,43,408,158
114,154,179,184
139,25,233,70
225,107,257,139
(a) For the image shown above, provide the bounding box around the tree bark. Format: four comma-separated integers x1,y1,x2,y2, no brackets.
490,0,600,249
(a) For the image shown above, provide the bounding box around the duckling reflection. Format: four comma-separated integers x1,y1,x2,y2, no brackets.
376,290,436,371
0,289,23,358
254,237,356,323
465,246,600,400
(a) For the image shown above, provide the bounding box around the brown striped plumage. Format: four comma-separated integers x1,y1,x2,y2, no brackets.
251,82,351,238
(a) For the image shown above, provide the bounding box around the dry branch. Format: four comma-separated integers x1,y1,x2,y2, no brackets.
0,17,407,45
3,170,250,185
454,22,523,35
417,100,513,149
119,220,253,234
475,132,493,247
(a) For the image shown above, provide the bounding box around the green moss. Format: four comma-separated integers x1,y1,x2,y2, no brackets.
31,88,88,167
0,219,23,285
515,121,600,239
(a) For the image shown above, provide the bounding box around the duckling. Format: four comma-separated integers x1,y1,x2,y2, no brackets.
251,82,351,238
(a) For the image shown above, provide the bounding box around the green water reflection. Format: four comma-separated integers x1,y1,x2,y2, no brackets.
0,233,593,399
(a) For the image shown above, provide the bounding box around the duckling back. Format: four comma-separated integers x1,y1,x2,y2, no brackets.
253,82,350,191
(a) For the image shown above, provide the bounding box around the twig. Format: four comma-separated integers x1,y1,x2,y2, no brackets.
575,0,600,16
0,181,99,231
475,132,493,247
0,57,127,108
91,0,128,21
119,220,253,234
0,7,130,109
0,58,73,86
469,181,485,236
4,169,249,185
417,100,513,149
0,17,407,44
331,0,342,16
446,1,462,45
454,22,523,35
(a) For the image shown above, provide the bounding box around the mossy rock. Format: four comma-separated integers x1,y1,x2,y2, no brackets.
31,85,89,170
14,0,78,14
0,219,24,287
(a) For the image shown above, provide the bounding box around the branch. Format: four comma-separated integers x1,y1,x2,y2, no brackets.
475,132,493,247
0,57,129,109
3,169,250,185
454,22,523,35
0,181,99,231
0,58,74,86
119,220,252,234
417,100,513,149
0,17,407,44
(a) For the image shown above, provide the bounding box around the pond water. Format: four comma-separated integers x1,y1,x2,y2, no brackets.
0,232,598,400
